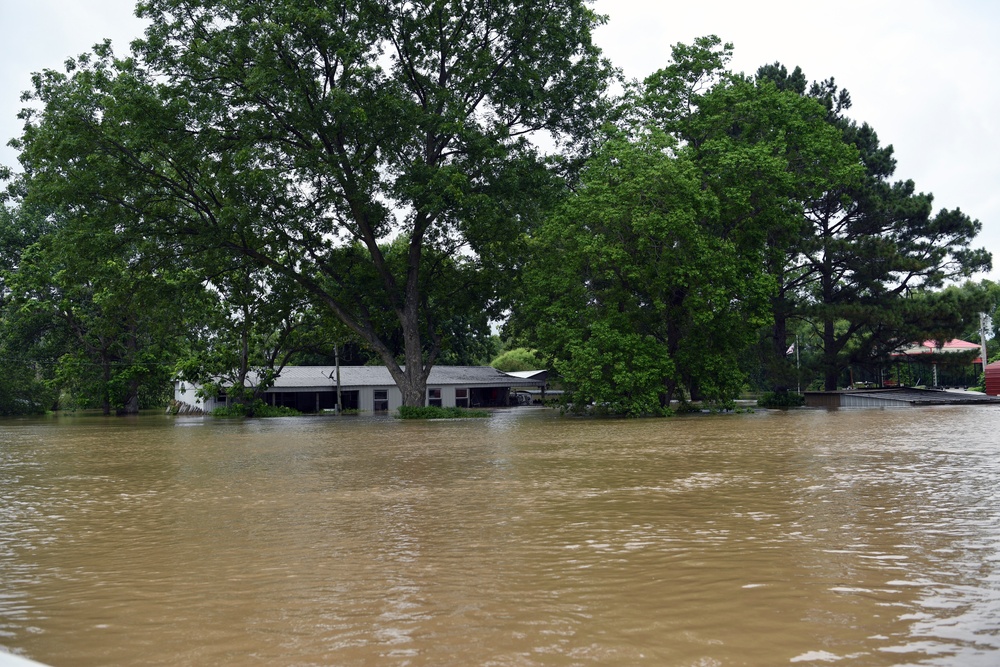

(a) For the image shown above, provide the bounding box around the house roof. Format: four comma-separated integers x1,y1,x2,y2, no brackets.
901,339,980,353
898,339,983,364
265,366,541,390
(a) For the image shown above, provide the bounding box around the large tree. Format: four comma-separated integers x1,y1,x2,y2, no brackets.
512,129,768,414
0,201,60,414
510,38,855,413
756,63,992,390
3,202,204,414
14,0,611,406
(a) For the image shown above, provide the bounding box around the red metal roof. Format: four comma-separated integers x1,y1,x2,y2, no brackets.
898,339,983,364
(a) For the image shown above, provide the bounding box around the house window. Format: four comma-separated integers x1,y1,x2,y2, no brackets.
373,390,389,413
455,388,468,408
428,388,442,407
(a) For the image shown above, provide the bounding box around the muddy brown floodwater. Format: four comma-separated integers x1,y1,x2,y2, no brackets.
2,406,1000,666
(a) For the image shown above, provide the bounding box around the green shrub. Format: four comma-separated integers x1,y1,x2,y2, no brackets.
706,399,737,413
212,401,301,418
211,404,247,418
757,391,806,408
397,405,490,419
255,404,301,417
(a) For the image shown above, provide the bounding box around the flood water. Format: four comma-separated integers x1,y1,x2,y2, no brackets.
2,406,1000,666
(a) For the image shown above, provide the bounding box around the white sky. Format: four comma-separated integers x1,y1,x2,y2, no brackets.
2,0,997,280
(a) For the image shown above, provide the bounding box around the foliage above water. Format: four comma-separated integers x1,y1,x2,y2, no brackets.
211,402,301,418
757,392,807,409
506,36,992,416
1,19,995,419
3,0,612,410
397,406,490,420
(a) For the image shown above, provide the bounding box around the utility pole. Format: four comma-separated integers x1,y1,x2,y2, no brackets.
981,312,990,379
335,343,342,414
795,334,800,394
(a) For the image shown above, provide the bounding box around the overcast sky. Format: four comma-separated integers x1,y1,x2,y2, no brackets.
2,0,997,280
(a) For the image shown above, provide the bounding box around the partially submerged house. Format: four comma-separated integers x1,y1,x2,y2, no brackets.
174,366,547,414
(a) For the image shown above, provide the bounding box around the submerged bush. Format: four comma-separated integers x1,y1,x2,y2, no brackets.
212,401,301,418
757,391,806,408
397,406,490,419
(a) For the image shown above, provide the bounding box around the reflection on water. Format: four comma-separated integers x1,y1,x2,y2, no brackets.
2,407,1000,666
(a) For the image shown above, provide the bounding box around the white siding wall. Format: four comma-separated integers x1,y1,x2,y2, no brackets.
357,387,373,412
175,381,494,413
388,388,403,412
424,387,461,408
364,387,468,411
357,387,403,413
441,386,457,408
174,382,209,411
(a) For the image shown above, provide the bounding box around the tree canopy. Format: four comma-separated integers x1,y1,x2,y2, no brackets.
2,22,992,416
754,61,992,389
508,36,991,413
11,0,613,407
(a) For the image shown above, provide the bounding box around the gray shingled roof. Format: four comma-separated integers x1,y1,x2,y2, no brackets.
264,366,542,389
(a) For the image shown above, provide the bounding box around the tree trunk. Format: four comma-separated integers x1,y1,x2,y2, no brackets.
306,247,435,408
376,321,430,408
118,329,142,415
770,305,791,393
101,359,112,416
117,387,140,415
660,377,677,409
823,318,839,391
398,372,426,408
400,310,429,408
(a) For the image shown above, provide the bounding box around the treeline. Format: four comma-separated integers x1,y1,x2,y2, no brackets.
506,38,997,414
0,2,994,416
